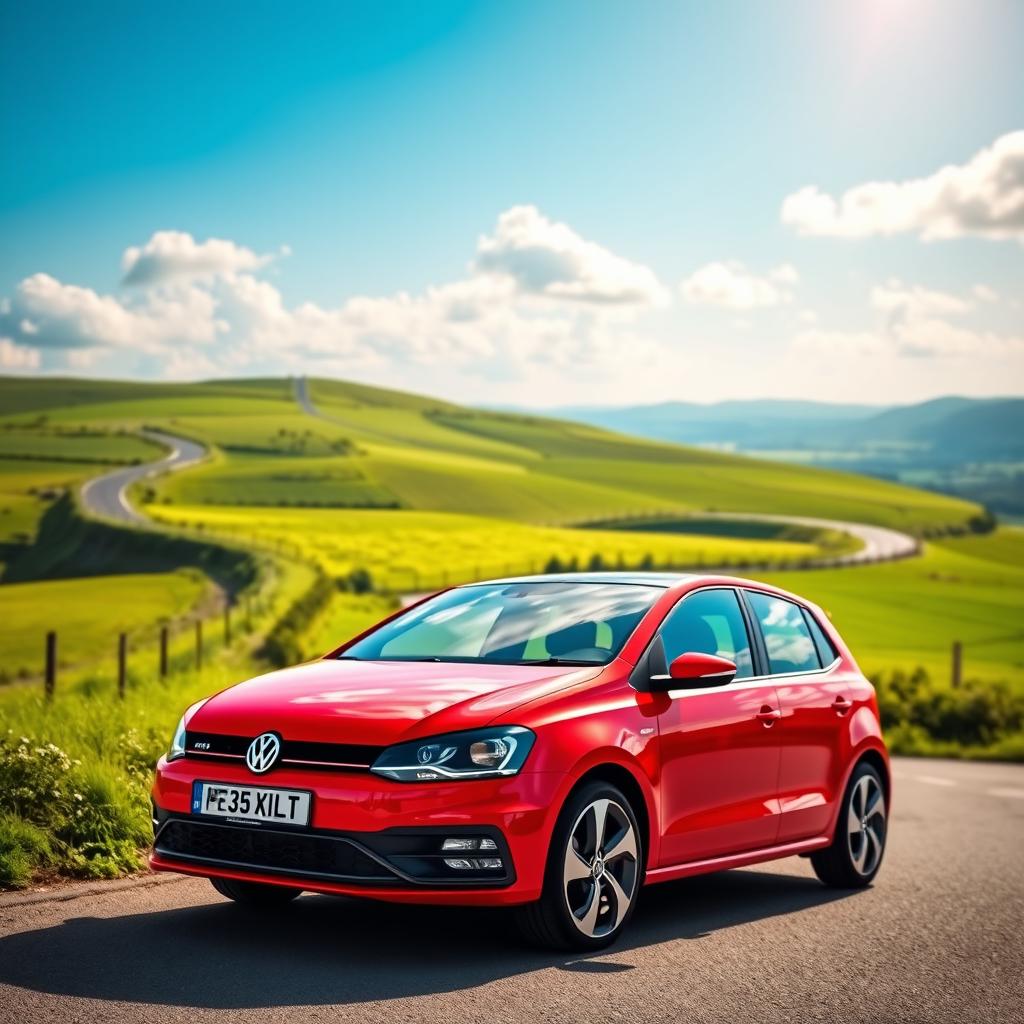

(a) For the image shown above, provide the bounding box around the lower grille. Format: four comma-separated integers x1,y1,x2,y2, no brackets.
156,819,395,883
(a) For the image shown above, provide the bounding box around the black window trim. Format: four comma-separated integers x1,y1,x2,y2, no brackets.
628,585,761,690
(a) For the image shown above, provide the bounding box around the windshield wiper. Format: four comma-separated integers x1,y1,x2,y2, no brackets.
518,657,598,667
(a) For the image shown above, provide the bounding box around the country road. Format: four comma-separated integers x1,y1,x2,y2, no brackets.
0,758,1020,1024
80,430,208,525
294,377,920,569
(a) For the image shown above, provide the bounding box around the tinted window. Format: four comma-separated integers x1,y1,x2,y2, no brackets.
746,592,820,675
803,609,839,666
658,589,754,679
343,582,659,665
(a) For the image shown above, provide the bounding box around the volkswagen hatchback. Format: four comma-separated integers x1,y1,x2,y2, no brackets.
151,573,889,950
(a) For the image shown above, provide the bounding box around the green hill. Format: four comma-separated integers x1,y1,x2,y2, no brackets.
0,374,981,533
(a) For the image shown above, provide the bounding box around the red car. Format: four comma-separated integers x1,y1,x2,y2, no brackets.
151,573,889,950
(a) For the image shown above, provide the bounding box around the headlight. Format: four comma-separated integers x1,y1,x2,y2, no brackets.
370,726,535,782
166,697,209,761
167,715,187,761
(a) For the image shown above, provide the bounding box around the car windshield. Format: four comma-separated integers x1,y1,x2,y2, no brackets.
339,582,661,666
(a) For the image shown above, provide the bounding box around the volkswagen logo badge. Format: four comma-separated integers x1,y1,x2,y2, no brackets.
246,732,281,774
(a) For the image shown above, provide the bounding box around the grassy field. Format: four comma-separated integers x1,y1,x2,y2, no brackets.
0,429,164,551
0,571,213,681
765,527,1024,686
150,505,829,591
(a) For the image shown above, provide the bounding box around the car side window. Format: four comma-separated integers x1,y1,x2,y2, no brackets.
745,592,821,675
803,609,839,667
658,589,754,679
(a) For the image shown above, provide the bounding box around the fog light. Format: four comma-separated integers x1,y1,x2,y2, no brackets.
443,856,505,871
443,838,477,851
442,836,501,852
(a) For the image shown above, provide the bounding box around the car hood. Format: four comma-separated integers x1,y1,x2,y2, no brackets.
190,658,603,747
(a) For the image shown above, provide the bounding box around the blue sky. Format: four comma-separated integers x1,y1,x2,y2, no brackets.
1,0,1021,405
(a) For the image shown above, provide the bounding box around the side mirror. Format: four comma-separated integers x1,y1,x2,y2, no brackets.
650,652,737,691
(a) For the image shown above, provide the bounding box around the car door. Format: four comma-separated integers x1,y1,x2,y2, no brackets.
741,590,850,843
653,587,783,866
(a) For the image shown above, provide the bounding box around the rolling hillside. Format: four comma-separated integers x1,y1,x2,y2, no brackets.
0,375,983,536
2,373,1014,688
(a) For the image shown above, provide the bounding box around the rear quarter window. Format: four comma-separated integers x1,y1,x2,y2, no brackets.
803,609,840,667
745,591,821,675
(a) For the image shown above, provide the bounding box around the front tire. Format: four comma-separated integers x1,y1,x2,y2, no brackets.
210,876,302,906
516,781,643,951
811,762,888,888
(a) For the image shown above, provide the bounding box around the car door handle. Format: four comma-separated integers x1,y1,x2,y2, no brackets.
832,696,851,716
756,705,781,727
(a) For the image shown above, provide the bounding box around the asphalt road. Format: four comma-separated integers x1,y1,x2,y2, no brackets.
80,431,208,525
1,757,1021,1024
698,511,920,565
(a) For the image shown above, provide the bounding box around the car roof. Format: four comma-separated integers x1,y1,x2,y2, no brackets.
460,571,696,588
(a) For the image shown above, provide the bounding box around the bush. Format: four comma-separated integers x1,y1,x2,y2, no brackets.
0,816,52,887
347,567,374,594
874,668,1024,755
0,733,151,885
259,569,336,666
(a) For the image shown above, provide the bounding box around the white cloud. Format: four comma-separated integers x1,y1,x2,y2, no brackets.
1,207,664,384
0,337,41,370
972,284,998,302
781,130,1024,241
1,273,224,353
474,205,668,306
122,230,275,286
681,261,799,309
870,280,971,321
794,279,1023,360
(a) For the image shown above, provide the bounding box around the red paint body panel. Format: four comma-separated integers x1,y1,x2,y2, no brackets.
152,573,890,906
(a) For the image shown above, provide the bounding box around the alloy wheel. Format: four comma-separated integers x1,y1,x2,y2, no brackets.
562,797,639,938
846,772,886,877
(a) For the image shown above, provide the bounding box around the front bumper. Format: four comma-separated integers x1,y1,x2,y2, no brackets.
151,755,564,905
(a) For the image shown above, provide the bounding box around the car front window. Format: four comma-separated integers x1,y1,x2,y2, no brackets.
340,582,660,665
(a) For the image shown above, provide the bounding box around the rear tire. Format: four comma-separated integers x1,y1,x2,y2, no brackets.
210,876,302,906
811,761,887,888
516,781,643,951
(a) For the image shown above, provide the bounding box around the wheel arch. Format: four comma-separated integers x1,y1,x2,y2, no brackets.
855,746,891,807
560,760,655,873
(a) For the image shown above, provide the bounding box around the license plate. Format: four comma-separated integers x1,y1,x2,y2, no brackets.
191,781,311,827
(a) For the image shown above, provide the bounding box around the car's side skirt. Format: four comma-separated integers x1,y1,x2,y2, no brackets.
643,835,831,886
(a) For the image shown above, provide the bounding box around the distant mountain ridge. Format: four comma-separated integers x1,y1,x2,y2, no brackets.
545,396,1024,515
549,396,1022,459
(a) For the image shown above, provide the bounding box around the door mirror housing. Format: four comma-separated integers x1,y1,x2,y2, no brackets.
649,652,737,691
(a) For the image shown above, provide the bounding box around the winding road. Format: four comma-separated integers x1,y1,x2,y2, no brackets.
1,757,1020,1024
79,430,207,525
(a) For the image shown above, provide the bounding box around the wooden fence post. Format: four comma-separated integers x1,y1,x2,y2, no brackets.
195,620,203,669
951,640,962,688
118,632,127,698
44,631,56,700
159,625,169,678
